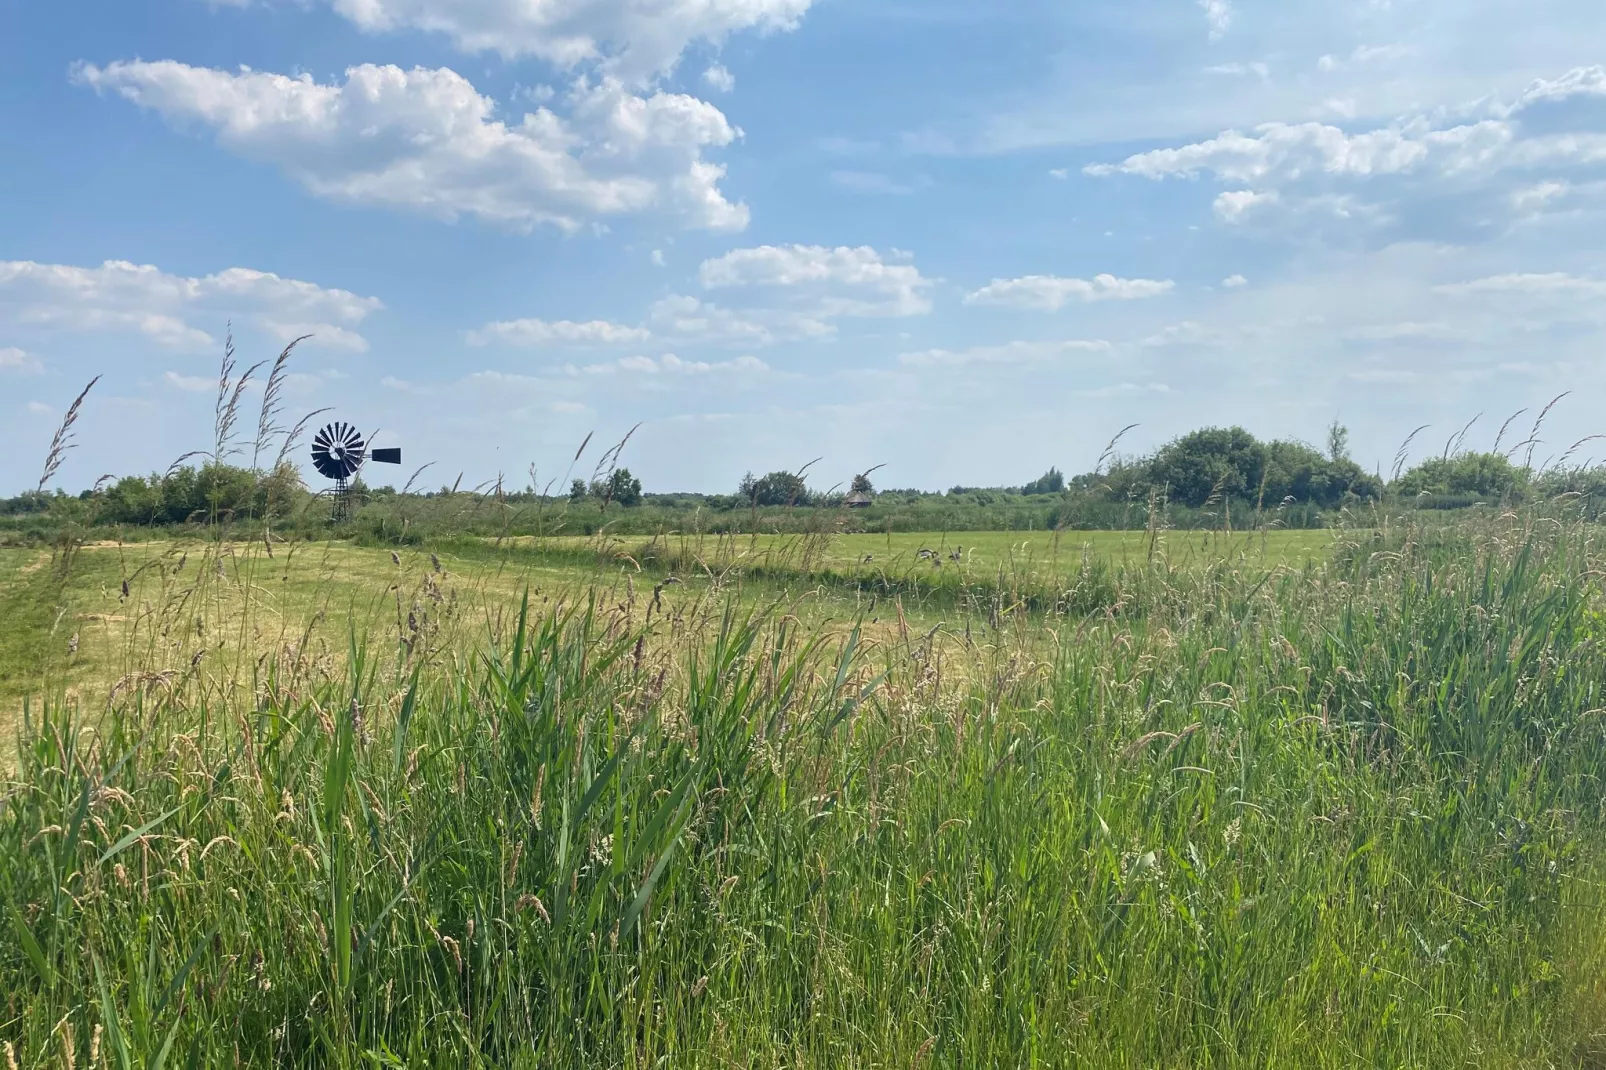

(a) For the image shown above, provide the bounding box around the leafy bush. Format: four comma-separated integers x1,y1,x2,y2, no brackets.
98,463,307,524
1394,452,1527,502
739,471,811,507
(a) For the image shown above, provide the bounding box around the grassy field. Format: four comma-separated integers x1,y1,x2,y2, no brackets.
552,526,1336,573
0,528,1334,731
6,513,1606,1065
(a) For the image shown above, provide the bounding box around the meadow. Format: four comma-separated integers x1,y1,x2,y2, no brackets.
5,509,1606,1066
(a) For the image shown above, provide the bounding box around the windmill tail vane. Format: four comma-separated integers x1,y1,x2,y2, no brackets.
311,420,402,519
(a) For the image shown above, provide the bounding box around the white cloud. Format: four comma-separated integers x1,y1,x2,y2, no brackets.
1087,65,1606,239
580,352,768,375
646,294,828,346
702,64,736,93
964,274,1174,311
75,60,748,233
1214,189,1279,222
1343,321,1470,344
1204,62,1269,79
266,322,371,352
164,371,215,392
468,245,934,352
1090,121,1513,184
1199,0,1233,40
321,0,815,83
1222,274,1248,288
1435,272,1606,299
466,318,653,347
1317,44,1414,74
698,244,933,316
0,259,382,353
1141,321,1236,348
1499,66,1606,117
899,339,1111,368
0,347,43,374
27,401,51,415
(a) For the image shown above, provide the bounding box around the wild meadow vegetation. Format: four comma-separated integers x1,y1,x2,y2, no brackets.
7,364,1606,1065
6,505,1606,1066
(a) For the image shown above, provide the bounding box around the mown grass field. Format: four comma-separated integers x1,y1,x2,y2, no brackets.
0,528,1332,732
6,514,1606,1066
524,527,1335,573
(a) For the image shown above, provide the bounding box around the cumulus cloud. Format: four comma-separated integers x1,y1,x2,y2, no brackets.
74,60,749,233
471,244,933,350
698,244,933,316
0,259,382,353
466,318,653,347
964,274,1174,311
1214,189,1278,222
0,347,43,374
702,64,736,93
1086,65,1606,239
1222,274,1249,288
320,0,814,82
899,339,1111,368
1090,121,1512,184
646,294,829,346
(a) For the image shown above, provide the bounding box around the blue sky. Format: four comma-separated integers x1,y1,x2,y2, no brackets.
6,0,1606,495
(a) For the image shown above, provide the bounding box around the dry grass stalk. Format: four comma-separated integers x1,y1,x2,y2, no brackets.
212,328,266,465
252,335,311,471
36,376,101,492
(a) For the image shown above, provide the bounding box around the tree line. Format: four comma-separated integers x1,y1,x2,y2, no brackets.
4,421,1595,529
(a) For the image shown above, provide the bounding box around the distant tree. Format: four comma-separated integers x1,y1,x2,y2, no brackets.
1021,468,1066,496
742,470,810,507
607,468,643,507
1326,421,1351,463
1394,452,1526,501
1147,427,1265,507
850,472,875,496
569,478,589,503
1262,439,1380,508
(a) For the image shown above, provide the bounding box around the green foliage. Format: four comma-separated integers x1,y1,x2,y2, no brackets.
849,472,875,496
1148,426,1267,506
1395,451,1528,502
6,521,1606,1061
1116,427,1379,509
1020,467,1066,495
740,470,811,507
97,463,306,525
605,467,642,507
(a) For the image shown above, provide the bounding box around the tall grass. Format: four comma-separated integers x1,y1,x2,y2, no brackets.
5,509,1606,1065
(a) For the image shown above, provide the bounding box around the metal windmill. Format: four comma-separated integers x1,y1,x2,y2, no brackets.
311,420,401,519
